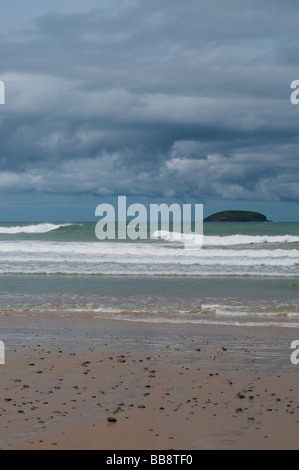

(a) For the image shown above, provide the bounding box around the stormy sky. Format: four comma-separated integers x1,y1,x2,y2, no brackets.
0,0,299,221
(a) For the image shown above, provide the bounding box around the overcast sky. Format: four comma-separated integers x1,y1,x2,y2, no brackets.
0,0,299,221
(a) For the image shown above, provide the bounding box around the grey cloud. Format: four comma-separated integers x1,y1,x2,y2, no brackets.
1,148,298,205
0,0,299,205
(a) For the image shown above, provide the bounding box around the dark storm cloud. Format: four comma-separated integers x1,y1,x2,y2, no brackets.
0,0,299,203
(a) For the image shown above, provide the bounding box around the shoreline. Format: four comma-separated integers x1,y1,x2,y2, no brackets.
0,315,298,450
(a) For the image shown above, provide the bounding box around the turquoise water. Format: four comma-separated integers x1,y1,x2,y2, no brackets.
0,222,299,327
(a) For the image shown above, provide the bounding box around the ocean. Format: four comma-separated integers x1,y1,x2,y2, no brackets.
0,221,299,327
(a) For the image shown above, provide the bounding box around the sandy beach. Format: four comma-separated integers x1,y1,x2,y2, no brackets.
0,315,298,450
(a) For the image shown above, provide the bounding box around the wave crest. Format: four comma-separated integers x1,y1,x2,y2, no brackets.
153,230,299,246
0,223,72,234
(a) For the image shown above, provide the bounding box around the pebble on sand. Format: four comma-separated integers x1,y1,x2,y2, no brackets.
107,417,117,423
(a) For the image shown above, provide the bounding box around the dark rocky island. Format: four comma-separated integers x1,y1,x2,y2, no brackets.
204,210,269,222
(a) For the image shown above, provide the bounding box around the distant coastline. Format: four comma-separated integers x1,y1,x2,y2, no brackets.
204,210,270,222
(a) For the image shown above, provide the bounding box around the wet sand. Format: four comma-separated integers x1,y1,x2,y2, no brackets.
0,316,298,450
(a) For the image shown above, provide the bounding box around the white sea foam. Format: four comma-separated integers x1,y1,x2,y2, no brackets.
152,230,203,245
0,223,71,234
0,221,298,279
0,240,298,276
205,234,299,246
0,240,298,258
153,230,299,246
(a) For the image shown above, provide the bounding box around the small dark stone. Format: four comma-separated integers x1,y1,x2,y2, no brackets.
107,417,117,423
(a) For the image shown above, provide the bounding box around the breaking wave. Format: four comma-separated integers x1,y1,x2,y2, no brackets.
0,223,76,234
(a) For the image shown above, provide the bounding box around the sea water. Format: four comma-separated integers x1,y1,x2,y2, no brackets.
0,221,299,327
